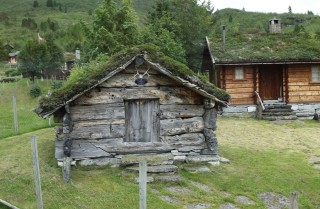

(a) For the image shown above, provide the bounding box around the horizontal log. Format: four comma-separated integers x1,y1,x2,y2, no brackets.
55,139,120,160
226,83,255,88
56,132,207,158
160,117,204,136
70,105,125,121
70,124,125,140
73,86,203,105
160,105,204,119
226,87,255,94
99,73,179,87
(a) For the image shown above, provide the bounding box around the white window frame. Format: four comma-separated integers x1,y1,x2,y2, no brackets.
235,67,245,80
311,65,320,83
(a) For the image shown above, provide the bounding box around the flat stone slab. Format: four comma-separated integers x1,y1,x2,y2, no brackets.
314,164,320,170
185,166,211,173
258,192,289,209
127,165,178,173
167,186,192,194
187,155,220,163
235,196,254,205
157,175,183,182
220,157,231,164
219,203,238,209
160,195,180,204
185,203,211,209
189,181,212,192
309,156,320,164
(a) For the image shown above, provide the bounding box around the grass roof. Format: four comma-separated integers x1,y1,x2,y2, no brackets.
36,44,230,116
209,33,320,64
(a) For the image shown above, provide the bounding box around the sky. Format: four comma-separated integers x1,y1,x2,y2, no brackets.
210,0,320,15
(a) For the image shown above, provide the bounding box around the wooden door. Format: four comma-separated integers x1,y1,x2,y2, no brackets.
259,65,282,100
124,99,160,142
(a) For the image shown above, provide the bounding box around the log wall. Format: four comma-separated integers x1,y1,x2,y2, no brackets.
55,64,215,161
287,64,320,103
221,65,255,105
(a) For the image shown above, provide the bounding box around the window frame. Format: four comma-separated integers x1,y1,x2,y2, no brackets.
234,66,246,80
310,65,320,83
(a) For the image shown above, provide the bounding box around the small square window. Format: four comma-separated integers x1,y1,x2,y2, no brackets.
311,66,320,82
235,67,244,80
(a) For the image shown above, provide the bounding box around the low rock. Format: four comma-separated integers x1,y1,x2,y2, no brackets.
235,196,254,205
258,192,289,209
160,195,180,204
220,157,231,164
208,161,220,166
185,203,211,209
167,186,192,194
189,181,212,192
219,203,238,209
314,164,320,170
309,156,320,164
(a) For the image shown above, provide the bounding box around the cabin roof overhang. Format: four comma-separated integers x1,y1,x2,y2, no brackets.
35,50,229,118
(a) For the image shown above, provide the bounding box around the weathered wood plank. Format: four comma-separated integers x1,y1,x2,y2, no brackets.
160,117,204,136
73,87,203,105
159,105,204,119
56,133,206,158
70,105,125,121
99,73,179,88
70,124,125,140
55,139,119,160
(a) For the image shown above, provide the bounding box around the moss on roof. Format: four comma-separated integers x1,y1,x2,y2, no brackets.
209,33,320,64
36,44,229,116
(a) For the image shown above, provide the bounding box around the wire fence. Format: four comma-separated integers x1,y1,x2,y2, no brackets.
0,79,55,139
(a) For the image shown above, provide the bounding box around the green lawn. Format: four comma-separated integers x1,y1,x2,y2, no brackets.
0,78,54,139
0,118,319,208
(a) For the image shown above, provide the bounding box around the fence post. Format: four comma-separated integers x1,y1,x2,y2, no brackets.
289,191,299,209
139,161,147,209
30,136,44,209
12,96,18,135
48,117,52,127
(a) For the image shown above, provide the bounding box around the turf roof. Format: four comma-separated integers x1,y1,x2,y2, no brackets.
209,33,320,64
35,44,230,117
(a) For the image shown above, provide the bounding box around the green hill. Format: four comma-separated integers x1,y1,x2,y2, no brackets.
0,0,156,51
212,8,320,35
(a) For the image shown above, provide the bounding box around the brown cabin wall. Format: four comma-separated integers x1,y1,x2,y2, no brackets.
222,65,255,105
58,64,212,157
287,64,320,103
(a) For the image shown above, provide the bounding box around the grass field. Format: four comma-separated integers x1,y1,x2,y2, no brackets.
0,118,319,208
0,78,55,139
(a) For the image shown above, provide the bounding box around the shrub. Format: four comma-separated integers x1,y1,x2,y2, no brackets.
5,69,20,77
29,85,41,98
51,81,63,90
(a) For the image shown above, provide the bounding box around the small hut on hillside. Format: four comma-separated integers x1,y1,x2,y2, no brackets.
35,46,230,176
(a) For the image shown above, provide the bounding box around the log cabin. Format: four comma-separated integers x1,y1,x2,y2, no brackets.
35,46,230,175
202,24,320,120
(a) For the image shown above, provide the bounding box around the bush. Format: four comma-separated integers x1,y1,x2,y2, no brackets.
29,85,41,98
51,81,63,90
5,69,20,77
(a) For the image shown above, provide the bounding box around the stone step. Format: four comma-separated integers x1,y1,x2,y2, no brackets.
264,104,292,109
261,115,298,121
127,165,178,173
264,108,293,112
262,111,296,116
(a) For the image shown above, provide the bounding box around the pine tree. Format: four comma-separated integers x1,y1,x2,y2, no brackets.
33,0,39,8
46,0,53,7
